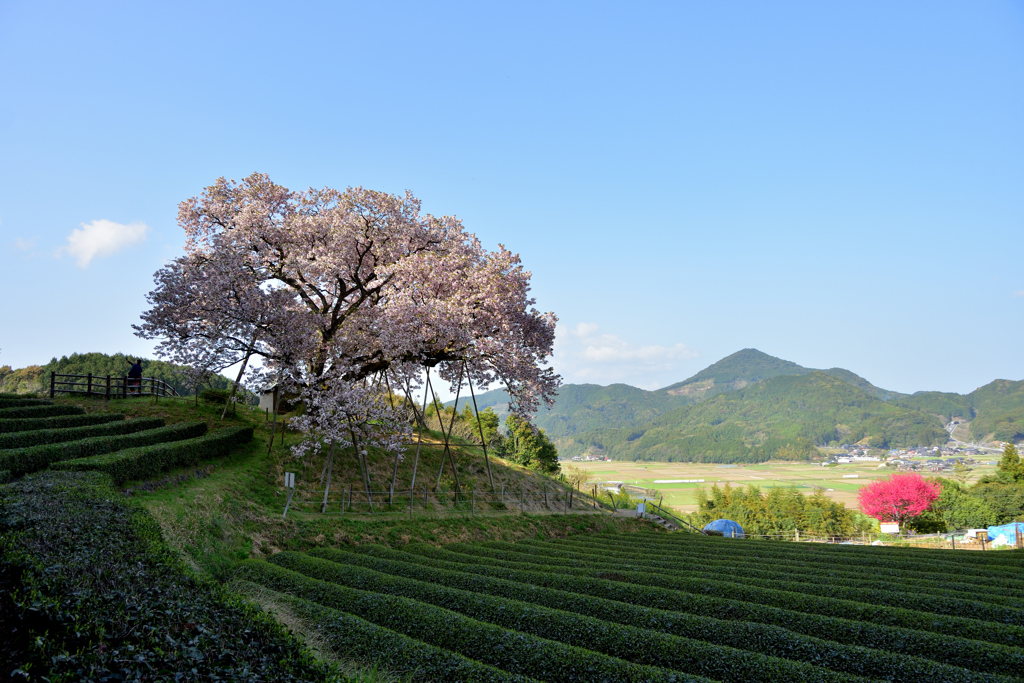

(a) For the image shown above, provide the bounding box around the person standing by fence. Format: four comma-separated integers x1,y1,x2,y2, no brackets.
127,358,143,395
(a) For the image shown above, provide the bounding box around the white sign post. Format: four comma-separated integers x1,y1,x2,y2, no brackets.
282,472,296,519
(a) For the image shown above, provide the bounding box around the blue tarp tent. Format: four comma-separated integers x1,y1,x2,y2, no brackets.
986,522,1024,547
703,519,745,538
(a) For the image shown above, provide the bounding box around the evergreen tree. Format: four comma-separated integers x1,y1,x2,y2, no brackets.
502,414,560,474
997,442,1024,482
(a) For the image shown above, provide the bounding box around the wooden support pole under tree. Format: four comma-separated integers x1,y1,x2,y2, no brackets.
86,372,92,397
223,338,255,420
266,386,280,456
410,488,414,518
320,441,336,513
472,489,475,516
465,360,496,492
348,417,374,513
403,370,431,493
428,369,462,492
105,375,111,401
50,372,55,398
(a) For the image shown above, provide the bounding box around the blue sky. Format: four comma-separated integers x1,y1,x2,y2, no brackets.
1,1,1022,396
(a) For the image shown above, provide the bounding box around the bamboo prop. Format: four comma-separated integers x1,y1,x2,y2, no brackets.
266,390,279,456
465,359,495,492
348,416,374,513
383,370,402,504
320,440,336,513
429,367,463,492
223,338,255,420
399,370,432,492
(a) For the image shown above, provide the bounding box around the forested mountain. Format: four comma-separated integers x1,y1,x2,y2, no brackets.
558,372,948,463
453,348,1024,462
451,383,691,438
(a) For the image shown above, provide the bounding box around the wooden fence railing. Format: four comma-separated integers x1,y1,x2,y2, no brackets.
49,372,180,400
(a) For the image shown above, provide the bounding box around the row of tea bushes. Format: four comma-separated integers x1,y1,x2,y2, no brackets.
0,471,337,681
52,425,254,484
272,550,910,682
363,543,1024,676
512,537,1024,607
454,539,1024,624
570,533,1024,574
0,415,158,449
0,403,84,419
0,418,179,476
234,559,715,683
399,542,1024,646
0,411,124,434
305,546,1010,680
234,582,537,683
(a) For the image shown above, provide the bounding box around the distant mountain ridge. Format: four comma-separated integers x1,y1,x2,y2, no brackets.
452,348,1024,462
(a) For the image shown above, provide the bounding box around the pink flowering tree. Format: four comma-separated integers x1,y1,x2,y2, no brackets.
137,173,559,461
858,472,941,529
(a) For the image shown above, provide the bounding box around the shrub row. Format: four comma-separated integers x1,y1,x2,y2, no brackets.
566,534,1024,584
0,404,84,419
0,469,9,484
572,533,1024,574
235,582,537,683
544,537,1024,606
0,398,51,408
234,559,712,683
0,415,146,450
0,471,337,681
465,540,1024,623
391,543,1024,663
0,412,124,434
0,419,190,477
314,545,1023,679
270,551,863,683
52,425,254,484
417,542,1024,644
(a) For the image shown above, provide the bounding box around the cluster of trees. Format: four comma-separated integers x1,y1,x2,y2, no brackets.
692,483,876,537
859,444,1024,532
0,353,237,397
425,403,559,474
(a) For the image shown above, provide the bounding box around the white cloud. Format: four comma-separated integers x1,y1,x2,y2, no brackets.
13,237,36,250
1014,290,1024,298
60,219,149,267
552,322,699,389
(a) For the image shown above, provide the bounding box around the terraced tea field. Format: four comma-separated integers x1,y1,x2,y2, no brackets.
238,532,1024,682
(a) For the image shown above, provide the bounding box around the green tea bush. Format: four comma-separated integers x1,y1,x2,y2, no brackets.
0,415,160,450
235,584,535,683
52,425,253,484
0,404,84,419
572,533,1024,572
268,551,864,683
546,537,1024,605
309,546,1021,680
567,535,1024,584
0,420,196,477
0,412,124,434
361,544,1024,676
462,540,1024,624
201,388,232,404
0,471,337,681
234,559,712,683
0,398,51,408
404,543,1024,645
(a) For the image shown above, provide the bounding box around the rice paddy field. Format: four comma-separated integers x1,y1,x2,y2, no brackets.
237,531,1024,682
570,459,1000,512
